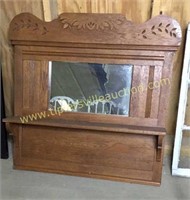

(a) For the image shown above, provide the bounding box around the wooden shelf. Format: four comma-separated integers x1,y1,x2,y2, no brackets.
4,116,165,136
5,12,181,186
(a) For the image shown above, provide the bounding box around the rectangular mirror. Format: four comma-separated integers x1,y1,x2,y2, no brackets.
49,61,133,116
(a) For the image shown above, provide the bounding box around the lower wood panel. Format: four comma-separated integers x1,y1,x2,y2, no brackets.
11,125,163,185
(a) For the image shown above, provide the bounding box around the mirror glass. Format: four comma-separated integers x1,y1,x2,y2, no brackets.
49,61,133,116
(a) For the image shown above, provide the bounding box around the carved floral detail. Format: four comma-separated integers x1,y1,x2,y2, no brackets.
141,22,177,39
13,19,48,35
59,15,125,31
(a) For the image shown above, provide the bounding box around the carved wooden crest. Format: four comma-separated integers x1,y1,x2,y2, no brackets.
9,12,182,49
58,13,131,30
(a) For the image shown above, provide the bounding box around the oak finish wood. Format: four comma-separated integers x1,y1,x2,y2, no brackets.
2,0,189,137
4,13,181,186
152,0,190,135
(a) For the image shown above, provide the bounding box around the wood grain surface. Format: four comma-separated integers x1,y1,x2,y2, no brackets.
0,0,44,116
2,0,189,136
152,0,190,134
4,11,181,185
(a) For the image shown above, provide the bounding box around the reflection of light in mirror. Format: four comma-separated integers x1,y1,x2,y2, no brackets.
49,61,133,116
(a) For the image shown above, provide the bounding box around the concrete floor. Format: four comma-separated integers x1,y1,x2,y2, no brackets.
1,143,190,200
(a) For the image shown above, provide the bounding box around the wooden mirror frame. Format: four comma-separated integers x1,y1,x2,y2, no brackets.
4,13,181,186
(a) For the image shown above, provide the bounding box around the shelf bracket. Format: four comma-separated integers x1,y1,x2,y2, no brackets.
156,135,164,162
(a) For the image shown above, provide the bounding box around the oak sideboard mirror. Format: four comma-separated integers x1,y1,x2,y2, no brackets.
4,13,181,186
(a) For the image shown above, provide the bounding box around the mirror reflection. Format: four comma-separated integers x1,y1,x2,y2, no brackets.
49,61,133,116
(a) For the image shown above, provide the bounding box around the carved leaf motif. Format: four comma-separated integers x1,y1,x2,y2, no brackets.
87,22,96,30
42,26,48,35
103,21,109,27
62,23,69,29
141,22,178,39
158,28,162,32
58,15,122,31
13,18,48,35
173,33,177,37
